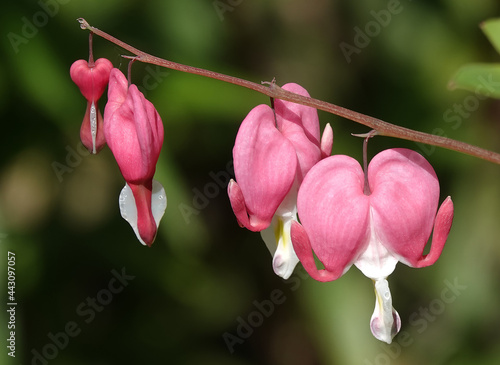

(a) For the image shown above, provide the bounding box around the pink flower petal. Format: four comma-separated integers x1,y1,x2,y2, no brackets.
128,181,157,246
368,149,441,266
227,179,251,229
70,58,113,102
103,68,129,132
232,104,297,231
295,155,370,275
274,83,322,182
413,196,454,268
119,179,167,246
104,69,163,183
128,84,164,177
290,221,341,281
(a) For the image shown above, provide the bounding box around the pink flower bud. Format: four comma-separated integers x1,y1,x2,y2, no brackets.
70,58,113,154
104,68,166,246
104,69,163,183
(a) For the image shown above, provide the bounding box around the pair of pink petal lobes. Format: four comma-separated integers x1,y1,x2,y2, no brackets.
104,68,164,184
70,58,113,154
70,58,113,102
119,179,167,246
291,155,371,281
291,149,453,343
230,104,298,231
292,148,453,343
274,83,333,181
292,148,454,281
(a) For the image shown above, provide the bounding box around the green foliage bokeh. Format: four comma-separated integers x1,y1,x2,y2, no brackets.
1,1,500,364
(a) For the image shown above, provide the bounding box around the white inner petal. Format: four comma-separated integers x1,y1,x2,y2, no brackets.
259,183,300,279
354,207,398,280
260,218,278,256
275,180,298,217
260,209,299,280
370,278,401,344
90,100,97,154
119,180,167,245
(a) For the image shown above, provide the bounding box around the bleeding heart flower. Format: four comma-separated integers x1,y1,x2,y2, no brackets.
291,148,454,343
228,83,333,279
70,58,113,154
104,68,166,246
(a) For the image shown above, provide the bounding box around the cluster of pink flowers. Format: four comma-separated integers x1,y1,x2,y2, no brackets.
228,82,454,343
70,50,166,247
70,41,454,342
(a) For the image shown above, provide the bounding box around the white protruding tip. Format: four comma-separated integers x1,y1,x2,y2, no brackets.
90,100,97,154
370,278,401,344
118,180,167,245
260,213,300,280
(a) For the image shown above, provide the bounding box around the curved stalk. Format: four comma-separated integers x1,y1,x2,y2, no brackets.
77,18,500,165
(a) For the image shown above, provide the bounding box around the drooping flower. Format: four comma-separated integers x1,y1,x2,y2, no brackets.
228,83,333,279
70,57,113,154
104,68,166,246
291,148,454,343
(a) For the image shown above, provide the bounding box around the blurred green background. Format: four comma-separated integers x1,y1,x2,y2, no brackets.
1,0,500,364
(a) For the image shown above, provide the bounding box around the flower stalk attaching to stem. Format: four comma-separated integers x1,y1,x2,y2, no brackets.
88,33,94,67
353,130,379,195
77,18,500,165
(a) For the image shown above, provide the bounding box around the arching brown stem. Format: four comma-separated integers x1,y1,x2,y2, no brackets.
77,18,500,165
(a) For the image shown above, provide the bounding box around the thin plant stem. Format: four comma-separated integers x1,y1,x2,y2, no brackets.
87,32,94,67
127,57,137,87
356,130,379,196
77,18,500,165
